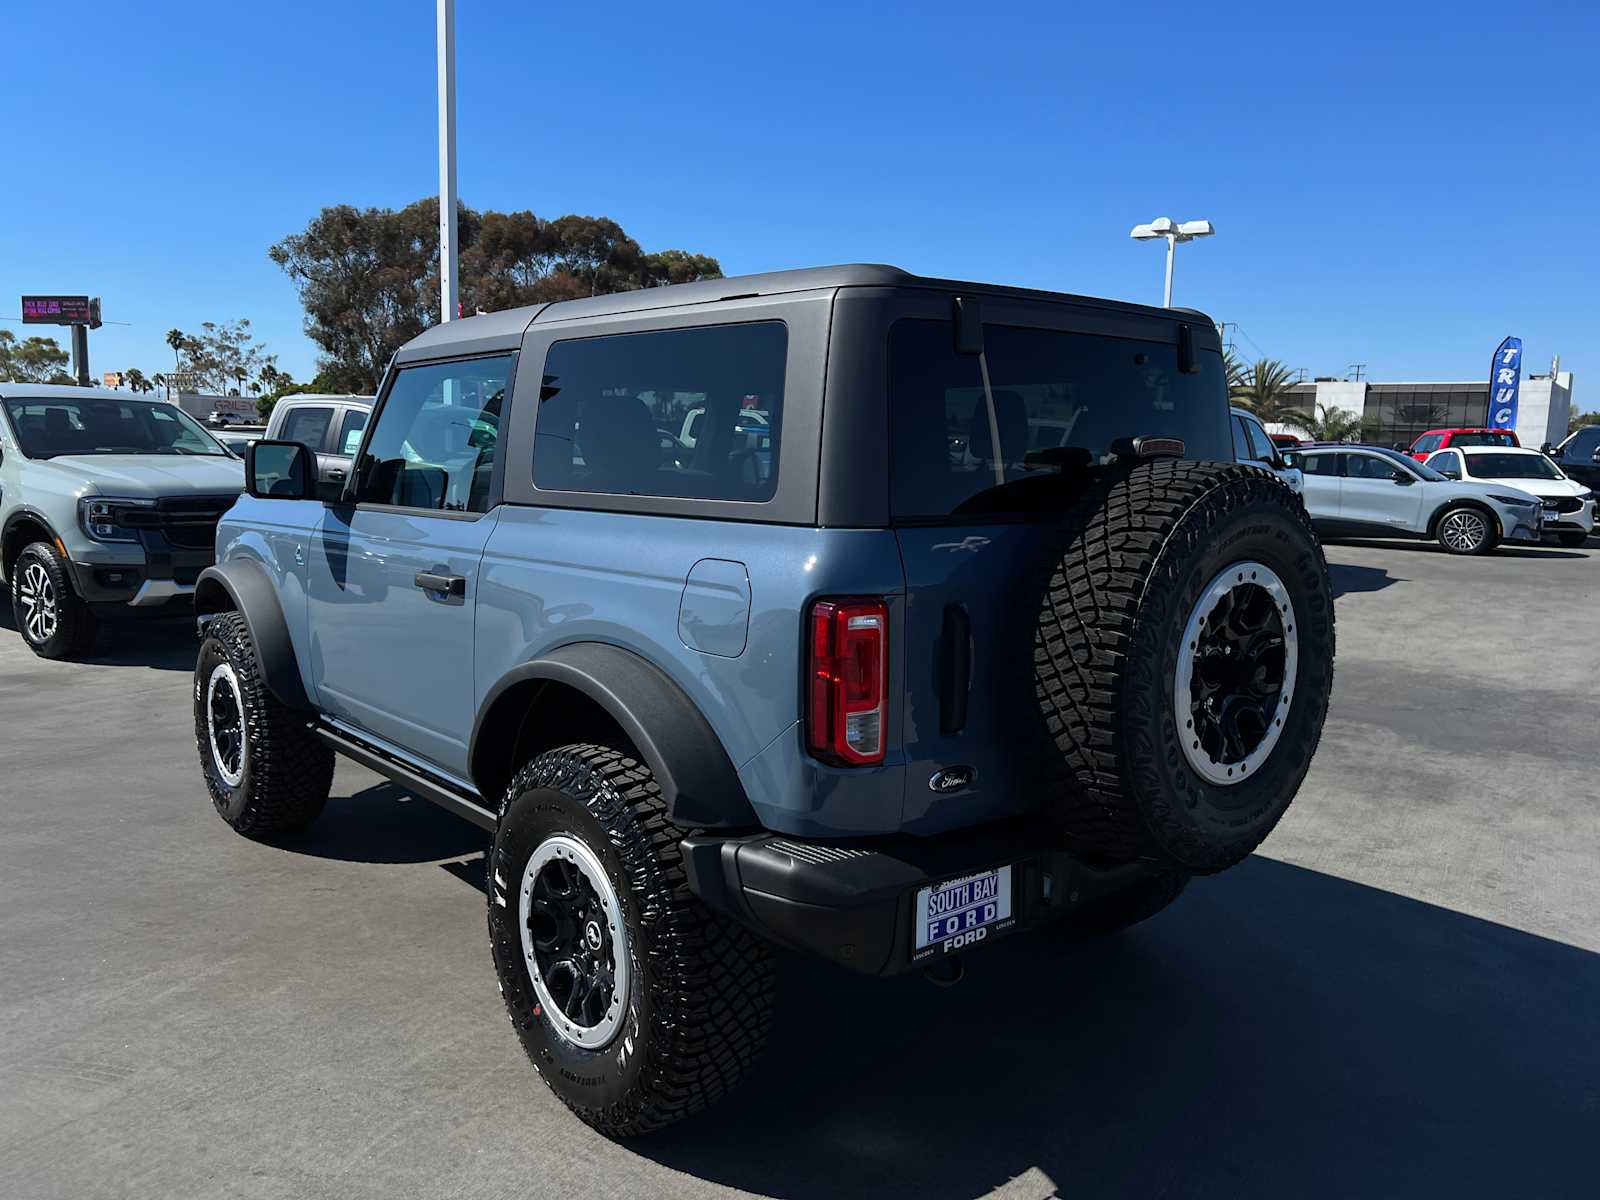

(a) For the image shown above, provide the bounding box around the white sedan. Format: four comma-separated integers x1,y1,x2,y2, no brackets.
1426,445,1594,546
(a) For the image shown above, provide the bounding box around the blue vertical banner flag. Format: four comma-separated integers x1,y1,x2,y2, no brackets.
1487,336,1522,429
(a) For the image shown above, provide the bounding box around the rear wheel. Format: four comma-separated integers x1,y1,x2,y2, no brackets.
10,542,96,659
1436,506,1497,555
488,743,774,1138
1034,461,1335,874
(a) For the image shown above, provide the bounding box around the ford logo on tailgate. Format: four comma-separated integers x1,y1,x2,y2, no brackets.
928,766,977,793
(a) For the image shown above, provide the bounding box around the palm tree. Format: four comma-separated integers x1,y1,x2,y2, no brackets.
165,328,186,373
1299,402,1361,442
1232,358,1312,431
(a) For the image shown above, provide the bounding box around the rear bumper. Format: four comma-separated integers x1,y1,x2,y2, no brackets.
681,820,1164,975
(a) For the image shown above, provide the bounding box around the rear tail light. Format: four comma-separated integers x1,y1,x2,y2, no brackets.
807,598,888,766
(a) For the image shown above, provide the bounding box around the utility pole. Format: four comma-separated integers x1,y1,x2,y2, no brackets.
437,0,458,324
1347,362,1367,381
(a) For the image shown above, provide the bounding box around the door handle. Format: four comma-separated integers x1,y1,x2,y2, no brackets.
414,571,465,598
326,468,347,481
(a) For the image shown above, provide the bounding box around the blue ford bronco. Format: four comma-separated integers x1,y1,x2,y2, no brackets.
192,265,1335,1137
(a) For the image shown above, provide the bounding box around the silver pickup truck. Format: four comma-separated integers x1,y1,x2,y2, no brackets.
262,393,373,489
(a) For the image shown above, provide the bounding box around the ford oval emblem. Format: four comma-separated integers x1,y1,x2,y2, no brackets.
928,766,977,794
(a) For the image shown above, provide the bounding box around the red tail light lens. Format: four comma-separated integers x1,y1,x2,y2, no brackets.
807,598,888,766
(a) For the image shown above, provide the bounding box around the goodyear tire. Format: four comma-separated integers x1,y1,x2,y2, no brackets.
194,611,334,837
488,743,774,1138
1035,460,1335,874
10,542,97,659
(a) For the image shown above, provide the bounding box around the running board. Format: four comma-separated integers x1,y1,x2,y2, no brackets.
311,725,498,832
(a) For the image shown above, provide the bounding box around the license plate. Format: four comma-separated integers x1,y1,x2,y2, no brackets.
914,866,1014,958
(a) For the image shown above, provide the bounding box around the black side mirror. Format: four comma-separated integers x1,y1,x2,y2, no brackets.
1392,474,1416,485
246,440,314,500
1440,469,1460,480
1392,442,1409,452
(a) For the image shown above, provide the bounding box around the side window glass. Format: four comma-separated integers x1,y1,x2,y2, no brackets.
1300,453,1337,477
338,408,369,456
534,322,787,502
280,406,333,451
354,356,512,513
1349,454,1400,481
1243,418,1277,462
1230,416,1251,460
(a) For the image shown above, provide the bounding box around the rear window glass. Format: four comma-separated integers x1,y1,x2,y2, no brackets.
1450,431,1516,447
887,319,1232,520
280,406,333,450
534,322,786,502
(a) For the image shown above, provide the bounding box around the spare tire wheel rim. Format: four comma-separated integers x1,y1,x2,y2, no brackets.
519,834,630,1050
206,662,248,788
1173,560,1297,787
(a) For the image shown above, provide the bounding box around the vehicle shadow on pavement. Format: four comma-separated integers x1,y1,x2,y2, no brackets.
640,855,1600,1199
274,783,489,864
0,603,199,670
1325,538,1588,560
1326,562,1401,598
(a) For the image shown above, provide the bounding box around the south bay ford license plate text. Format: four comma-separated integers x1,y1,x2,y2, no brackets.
914,866,1014,957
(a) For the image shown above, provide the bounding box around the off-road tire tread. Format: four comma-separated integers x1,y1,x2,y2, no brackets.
1033,460,1333,870
492,743,774,1138
196,611,333,836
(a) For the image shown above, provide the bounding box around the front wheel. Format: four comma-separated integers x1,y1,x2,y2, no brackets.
10,542,96,659
1557,530,1589,548
488,743,774,1138
194,611,334,837
1436,506,1497,555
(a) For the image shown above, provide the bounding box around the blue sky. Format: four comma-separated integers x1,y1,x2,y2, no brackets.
3,0,1595,396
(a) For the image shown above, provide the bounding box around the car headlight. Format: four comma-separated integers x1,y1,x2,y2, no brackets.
1577,490,1594,502
79,496,157,542
1487,494,1538,509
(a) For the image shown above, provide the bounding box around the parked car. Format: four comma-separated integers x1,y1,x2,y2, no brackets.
1546,425,1600,492
1269,432,1302,449
191,264,1335,1138
1231,406,1302,493
0,384,243,658
1403,426,1520,461
1286,443,1542,555
262,393,373,489
1425,445,1594,546
214,431,261,459
206,410,254,428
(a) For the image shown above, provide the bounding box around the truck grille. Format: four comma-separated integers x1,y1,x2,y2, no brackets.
1542,496,1582,514
154,495,236,550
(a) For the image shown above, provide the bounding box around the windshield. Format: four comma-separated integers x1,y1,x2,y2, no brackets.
2,396,226,458
1465,452,1562,480
1450,431,1516,448
888,318,1232,520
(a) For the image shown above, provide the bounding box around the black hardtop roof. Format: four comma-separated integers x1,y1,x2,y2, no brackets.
394,264,1212,363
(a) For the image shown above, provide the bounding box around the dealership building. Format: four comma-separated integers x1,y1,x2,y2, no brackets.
1273,372,1575,449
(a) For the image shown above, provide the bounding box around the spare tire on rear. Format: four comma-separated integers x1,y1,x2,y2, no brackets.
1034,459,1334,874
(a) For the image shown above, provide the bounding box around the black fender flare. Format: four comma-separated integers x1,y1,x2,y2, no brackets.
469,642,758,830
193,561,312,710
2,506,66,577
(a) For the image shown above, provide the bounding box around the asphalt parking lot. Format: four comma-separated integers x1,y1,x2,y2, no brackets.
2,537,1597,1200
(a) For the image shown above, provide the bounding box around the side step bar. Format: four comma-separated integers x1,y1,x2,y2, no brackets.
311,724,498,832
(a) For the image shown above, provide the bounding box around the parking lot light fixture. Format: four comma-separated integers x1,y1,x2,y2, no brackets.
1130,216,1215,307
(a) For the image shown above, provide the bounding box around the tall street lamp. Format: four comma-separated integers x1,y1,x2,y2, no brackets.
1130,217,1214,308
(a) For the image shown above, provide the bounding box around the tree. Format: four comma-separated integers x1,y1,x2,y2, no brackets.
1567,411,1599,437
165,319,276,395
270,199,723,390
122,367,155,394
0,330,74,383
1297,402,1361,442
1232,358,1312,430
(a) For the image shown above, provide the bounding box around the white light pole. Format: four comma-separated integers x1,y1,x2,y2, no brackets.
437,0,459,324
1130,217,1215,307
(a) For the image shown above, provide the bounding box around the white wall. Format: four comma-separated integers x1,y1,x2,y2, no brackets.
1514,373,1574,448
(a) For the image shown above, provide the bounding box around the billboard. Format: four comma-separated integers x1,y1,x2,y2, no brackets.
1487,336,1521,430
21,295,101,327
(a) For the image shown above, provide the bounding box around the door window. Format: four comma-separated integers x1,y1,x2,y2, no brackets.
1230,416,1252,461
279,406,334,451
353,355,513,513
1241,416,1278,463
1412,433,1442,454
1300,452,1339,476
1346,454,1403,481
1430,450,1463,477
338,408,369,456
